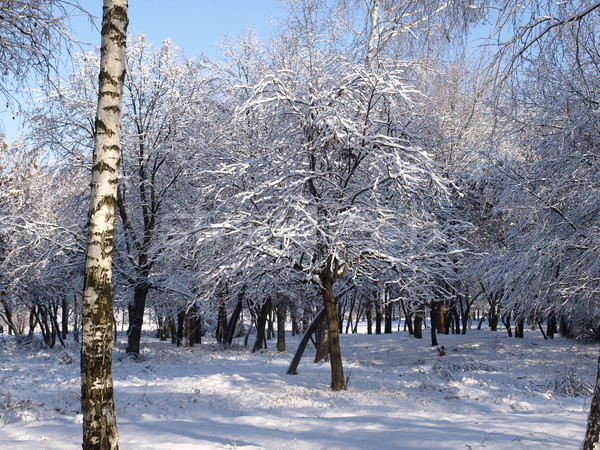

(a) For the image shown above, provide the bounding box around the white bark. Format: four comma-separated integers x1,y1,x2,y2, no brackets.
80,1,128,449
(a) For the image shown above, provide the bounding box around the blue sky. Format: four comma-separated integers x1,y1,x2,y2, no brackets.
1,0,283,142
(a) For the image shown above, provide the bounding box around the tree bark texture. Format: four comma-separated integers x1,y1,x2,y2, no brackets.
125,284,148,355
80,1,128,449
320,269,346,391
584,349,600,449
276,300,286,352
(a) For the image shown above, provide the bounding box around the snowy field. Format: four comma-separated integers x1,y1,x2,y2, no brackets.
0,325,597,449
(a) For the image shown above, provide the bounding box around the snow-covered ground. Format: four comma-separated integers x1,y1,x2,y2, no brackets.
0,325,597,449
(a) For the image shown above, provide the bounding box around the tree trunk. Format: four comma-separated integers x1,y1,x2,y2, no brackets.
169,318,176,345
547,313,556,339
185,310,193,347
430,305,438,346
515,316,524,338
61,296,68,340
287,308,326,375
384,300,392,334
277,301,286,352
584,349,600,449
253,297,272,352
314,316,329,362
126,284,148,356
366,301,372,335
320,270,346,391
225,299,243,347
81,2,127,448
502,312,512,337
400,300,414,335
413,305,424,339
176,310,185,347
489,305,499,331
267,304,274,340
375,298,382,335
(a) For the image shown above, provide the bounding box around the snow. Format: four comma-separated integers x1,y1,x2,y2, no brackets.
0,325,596,449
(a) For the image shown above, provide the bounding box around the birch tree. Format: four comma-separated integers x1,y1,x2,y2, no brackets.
80,1,127,448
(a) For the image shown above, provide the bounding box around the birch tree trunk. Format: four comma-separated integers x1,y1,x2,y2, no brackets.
80,1,128,449
584,349,600,449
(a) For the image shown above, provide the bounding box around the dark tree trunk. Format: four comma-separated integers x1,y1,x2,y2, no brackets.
193,315,202,344
314,316,329,363
292,311,300,336
320,268,346,391
345,295,355,334
375,298,382,335
267,304,274,340
366,301,372,335
176,310,185,347
253,297,272,352
515,316,524,338
400,300,413,335
170,318,176,344
61,296,68,340
413,305,424,339
225,299,243,347
430,305,438,346
489,306,499,331
216,301,227,344
287,308,326,375
185,310,193,347
459,293,470,335
452,308,460,334
126,284,149,356
547,313,556,339
384,300,392,334
277,301,286,352
502,312,512,337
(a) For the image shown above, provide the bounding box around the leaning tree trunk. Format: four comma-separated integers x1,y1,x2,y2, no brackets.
584,349,600,449
320,269,346,391
80,2,128,449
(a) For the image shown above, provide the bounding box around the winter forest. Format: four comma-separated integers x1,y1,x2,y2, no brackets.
2,0,600,448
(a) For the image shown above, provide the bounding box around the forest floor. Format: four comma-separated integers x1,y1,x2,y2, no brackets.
0,323,597,449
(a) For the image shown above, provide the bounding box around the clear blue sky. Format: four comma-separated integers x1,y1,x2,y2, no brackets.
1,0,283,142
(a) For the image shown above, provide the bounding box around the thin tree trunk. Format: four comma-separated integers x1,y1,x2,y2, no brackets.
253,297,272,352
287,308,326,375
375,297,382,335
366,301,372,335
81,2,127,448
400,300,413,335
61,296,68,340
430,304,438,346
225,299,243,347
73,294,79,343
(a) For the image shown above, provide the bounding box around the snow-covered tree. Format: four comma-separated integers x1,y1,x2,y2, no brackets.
194,0,472,390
